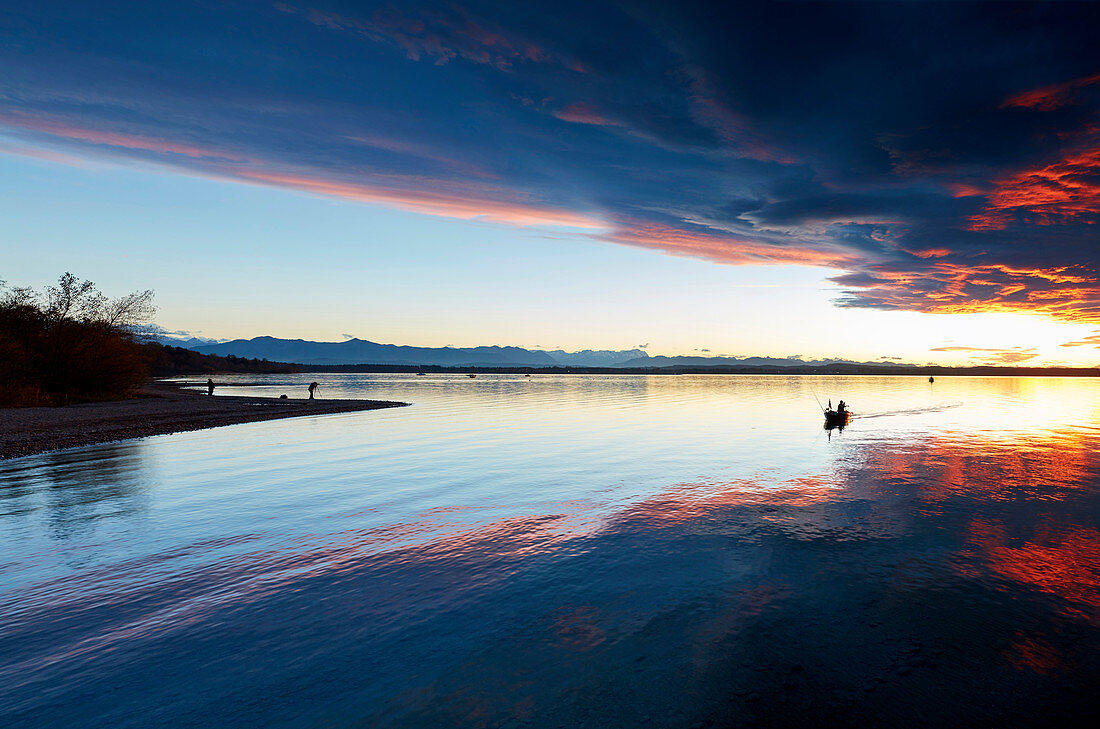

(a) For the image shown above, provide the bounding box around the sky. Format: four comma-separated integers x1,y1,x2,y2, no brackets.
2,0,1100,365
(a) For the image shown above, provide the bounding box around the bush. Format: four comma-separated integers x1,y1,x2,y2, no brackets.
0,273,155,406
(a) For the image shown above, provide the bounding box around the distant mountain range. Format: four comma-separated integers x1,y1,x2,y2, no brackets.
173,336,892,369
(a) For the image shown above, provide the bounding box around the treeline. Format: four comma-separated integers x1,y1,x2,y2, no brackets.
1,273,155,407
0,273,299,407
147,343,298,376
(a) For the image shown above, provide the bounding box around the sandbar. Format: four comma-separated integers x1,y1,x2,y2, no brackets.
0,383,407,460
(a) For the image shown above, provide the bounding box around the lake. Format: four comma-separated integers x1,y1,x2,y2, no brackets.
2,374,1100,727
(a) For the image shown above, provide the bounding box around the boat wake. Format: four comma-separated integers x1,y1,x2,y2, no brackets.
855,402,963,419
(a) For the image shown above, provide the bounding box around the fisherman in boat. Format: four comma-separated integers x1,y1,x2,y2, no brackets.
837,400,847,414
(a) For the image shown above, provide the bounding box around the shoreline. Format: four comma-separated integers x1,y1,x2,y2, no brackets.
0,383,408,461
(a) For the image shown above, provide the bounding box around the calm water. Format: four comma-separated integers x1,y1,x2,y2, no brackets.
3,374,1100,727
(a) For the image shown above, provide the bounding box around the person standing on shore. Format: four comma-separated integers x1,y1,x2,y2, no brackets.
308,381,319,399
207,378,215,396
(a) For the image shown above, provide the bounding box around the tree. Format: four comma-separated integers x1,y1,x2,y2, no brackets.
41,272,156,329
0,273,157,406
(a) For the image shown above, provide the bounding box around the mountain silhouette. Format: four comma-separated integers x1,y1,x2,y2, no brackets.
179,336,891,369
189,337,585,367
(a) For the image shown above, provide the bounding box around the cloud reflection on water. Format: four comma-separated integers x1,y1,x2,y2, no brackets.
3,375,1100,727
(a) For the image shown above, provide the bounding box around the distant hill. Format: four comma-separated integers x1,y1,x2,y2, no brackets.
615,354,859,368
191,337,564,367
183,336,891,369
146,343,299,376
546,348,649,366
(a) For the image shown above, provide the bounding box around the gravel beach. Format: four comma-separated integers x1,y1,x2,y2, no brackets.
0,383,407,460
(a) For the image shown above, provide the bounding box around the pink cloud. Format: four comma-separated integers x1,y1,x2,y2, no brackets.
680,65,796,163
1002,72,1100,111
233,168,604,229
345,134,495,178
0,113,242,161
14,110,1100,327
0,112,596,230
552,102,619,127
600,217,852,268
277,3,586,73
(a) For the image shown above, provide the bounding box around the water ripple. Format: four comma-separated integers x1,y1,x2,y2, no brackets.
4,375,1100,727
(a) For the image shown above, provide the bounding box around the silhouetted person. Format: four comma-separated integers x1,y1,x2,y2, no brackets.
207,378,215,396
837,400,847,414
308,381,319,399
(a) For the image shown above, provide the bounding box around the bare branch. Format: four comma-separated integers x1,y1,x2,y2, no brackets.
105,289,157,329
45,272,98,322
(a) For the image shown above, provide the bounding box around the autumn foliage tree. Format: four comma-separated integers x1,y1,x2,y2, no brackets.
0,273,156,406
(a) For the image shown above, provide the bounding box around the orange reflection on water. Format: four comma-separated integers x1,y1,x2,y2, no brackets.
1003,634,1062,675
854,427,1097,503
622,475,845,528
965,519,1100,619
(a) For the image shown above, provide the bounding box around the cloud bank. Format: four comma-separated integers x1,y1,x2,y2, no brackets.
2,1,1099,320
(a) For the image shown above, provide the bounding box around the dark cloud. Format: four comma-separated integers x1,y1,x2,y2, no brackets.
2,1,1100,320
274,2,587,72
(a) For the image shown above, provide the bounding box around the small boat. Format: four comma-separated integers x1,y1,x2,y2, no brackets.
824,409,851,427
467,373,477,378
417,366,425,376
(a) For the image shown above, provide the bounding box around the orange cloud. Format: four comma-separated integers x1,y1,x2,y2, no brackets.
942,181,986,198
1002,72,1100,111
968,146,1100,230
10,109,1100,326
1060,332,1100,348
910,247,951,259
929,345,1040,364
834,262,1100,322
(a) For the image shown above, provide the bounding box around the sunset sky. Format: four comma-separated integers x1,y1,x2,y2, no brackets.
3,1,1100,365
